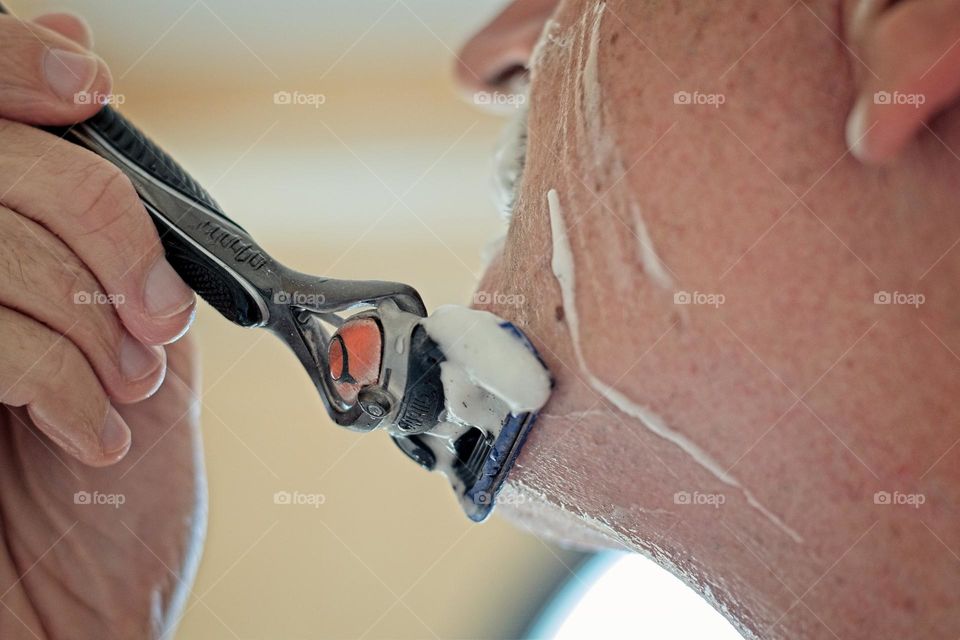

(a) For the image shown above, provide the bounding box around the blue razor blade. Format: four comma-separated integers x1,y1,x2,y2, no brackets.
461,321,549,522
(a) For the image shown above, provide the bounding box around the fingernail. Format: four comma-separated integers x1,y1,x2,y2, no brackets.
43,48,98,102
144,258,195,318
100,406,131,456
846,95,872,161
119,334,164,382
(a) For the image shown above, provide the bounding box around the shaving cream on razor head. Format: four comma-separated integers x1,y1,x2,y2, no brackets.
327,303,552,521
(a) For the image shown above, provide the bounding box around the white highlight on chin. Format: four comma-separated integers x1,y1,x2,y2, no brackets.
548,188,803,544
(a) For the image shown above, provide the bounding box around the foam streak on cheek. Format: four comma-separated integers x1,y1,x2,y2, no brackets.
576,2,674,291
548,188,803,544
529,18,561,82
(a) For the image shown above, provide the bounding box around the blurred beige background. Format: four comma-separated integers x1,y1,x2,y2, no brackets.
11,1,583,637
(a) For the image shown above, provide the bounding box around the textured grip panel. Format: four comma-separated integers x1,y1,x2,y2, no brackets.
160,226,263,326
84,107,247,230
70,105,264,326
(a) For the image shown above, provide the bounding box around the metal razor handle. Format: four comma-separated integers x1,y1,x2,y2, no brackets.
0,4,267,327
0,2,434,432
55,106,272,328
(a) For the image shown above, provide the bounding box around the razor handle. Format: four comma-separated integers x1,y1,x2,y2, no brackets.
0,5,265,325
56,105,273,328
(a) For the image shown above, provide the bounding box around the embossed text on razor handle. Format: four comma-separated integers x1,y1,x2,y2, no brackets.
62,121,280,324
194,220,269,271
51,105,428,431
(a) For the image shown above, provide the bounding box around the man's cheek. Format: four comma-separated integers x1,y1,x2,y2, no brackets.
471,225,548,332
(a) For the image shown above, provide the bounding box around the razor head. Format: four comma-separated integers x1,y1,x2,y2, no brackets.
395,409,540,522
321,300,445,430
325,305,547,522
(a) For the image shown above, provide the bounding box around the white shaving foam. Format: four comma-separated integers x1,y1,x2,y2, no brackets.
548,188,802,543
529,19,562,82
629,203,674,290
420,305,551,415
581,3,611,162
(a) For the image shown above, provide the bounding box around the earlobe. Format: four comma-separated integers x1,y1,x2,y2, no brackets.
844,0,960,164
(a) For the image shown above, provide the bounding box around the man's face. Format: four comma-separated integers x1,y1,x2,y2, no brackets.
458,0,960,637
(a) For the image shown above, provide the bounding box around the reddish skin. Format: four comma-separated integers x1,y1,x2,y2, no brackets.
460,0,960,638
0,337,204,639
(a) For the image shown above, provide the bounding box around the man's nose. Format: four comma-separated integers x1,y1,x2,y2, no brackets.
454,0,559,98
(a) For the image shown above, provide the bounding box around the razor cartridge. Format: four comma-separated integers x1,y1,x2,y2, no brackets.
328,310,548,521
45,100,549,522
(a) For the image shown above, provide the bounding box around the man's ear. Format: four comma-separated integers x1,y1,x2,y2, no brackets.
844,0,960,164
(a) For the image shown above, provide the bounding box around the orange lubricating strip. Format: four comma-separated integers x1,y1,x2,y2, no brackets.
328,317,382,405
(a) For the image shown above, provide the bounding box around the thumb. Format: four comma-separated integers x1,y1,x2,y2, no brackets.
0,13,112,125
32,12,95,49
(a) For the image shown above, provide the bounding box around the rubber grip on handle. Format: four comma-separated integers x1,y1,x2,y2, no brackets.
159,225,264,325
80,107,264,326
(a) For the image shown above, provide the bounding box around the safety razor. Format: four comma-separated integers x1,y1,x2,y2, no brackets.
37,101,542,521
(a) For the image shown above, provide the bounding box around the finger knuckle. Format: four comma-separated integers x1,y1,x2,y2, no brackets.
0,209,124,379
70,159,143,237
35,336,78,392
0,206,89,301
68,304,123,368
51,250,98,305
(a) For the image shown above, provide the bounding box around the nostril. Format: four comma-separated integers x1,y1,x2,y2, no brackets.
488,63,528,92
455,0,559,97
